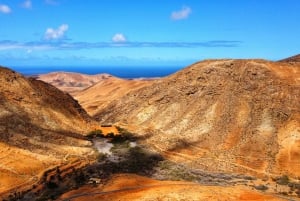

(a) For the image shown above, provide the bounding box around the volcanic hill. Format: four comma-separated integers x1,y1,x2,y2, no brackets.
95,59,300,179
279,54,300,63
37,72,113,93
0,67,98,198
74,76,154,116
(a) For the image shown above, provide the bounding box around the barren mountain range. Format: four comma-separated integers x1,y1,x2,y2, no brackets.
37,72,154,116
95,59,300,179
1,56,299,200
36,72,113,93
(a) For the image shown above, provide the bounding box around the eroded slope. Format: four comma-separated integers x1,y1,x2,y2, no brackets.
37,72,113,93
95,60,300,178
58,174,286,201
279,54,300,63
0,67,97,197
74,76,154,116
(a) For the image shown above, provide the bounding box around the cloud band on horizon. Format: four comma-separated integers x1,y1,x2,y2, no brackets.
0,40,242,51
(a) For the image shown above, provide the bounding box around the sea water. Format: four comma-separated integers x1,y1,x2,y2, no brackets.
10,66,183,79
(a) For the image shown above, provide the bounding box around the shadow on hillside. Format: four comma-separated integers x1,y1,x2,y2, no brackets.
99,145,163,176
0,112,87,156
92,128,163,177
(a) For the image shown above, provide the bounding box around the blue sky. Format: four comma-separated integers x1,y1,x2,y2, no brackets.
0,0,299,67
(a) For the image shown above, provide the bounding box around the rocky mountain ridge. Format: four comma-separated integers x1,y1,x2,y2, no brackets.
0,66,97,197
74,76,154,115
37,71,113,93
279,54,300,63
95,59,300,178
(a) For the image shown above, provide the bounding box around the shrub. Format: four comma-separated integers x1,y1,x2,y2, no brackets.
116,126,136,141
106,132,115,138
74,171,86,185
87,129,104,139
276,175,289,185
46,181,58,189
97,153,108,161
254,185,268,191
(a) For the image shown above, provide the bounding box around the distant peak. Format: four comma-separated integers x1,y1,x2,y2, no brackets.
278,54,300,63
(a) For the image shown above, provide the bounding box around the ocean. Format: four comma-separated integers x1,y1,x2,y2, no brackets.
10,66,184,79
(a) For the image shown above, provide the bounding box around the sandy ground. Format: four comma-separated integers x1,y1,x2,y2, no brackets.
74,76,154,116
57,174,288,201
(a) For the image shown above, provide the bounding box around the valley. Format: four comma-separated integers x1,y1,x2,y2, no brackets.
15,129,298,200
2,1,300,200
0,56,300,200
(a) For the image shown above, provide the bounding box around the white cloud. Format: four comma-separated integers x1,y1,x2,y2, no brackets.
0,4,11,14
22,0,32,9
44,24,69,40
112,33,127,43
171,6,192,20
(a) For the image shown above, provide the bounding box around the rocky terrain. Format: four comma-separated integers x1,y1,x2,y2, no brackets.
36,72,113,93
279,54,300,63
74,76,154,116
57,174,286,201
1,57,299,200
0,67,99,199
95,59,300,179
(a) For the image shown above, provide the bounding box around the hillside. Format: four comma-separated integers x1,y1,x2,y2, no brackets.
74,76,154,116
37,72,113,93
58,174,285,201
278,54,300,63
95,59,300,179
0,67,98,198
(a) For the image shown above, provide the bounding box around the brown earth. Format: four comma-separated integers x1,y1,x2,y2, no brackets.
0,67,99,198
36,71,113,93
57,174,286,201
95,59,300,179
74,76,154,116
99,126,119,135
1,58,299,200
278,54,300,63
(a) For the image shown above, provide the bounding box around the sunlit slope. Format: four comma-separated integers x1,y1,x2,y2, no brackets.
37,71,113,93
74,76,154,116
0,67,97,197
58,174,285,201
95,59,300,178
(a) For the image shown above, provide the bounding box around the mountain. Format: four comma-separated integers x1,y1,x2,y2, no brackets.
0,67,97,197
278,54,300,63
74,76,154,116
37,72,113,93
95,59,300,179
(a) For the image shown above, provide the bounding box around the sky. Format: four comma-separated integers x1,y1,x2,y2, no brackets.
0,0,300,67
